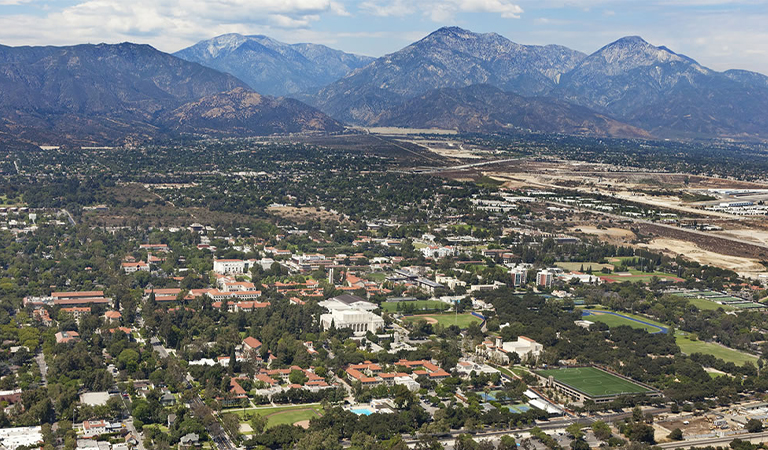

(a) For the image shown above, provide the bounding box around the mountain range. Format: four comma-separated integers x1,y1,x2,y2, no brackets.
174,34,374,97
0,42,340,146
2,27,768,145
298,27,768,139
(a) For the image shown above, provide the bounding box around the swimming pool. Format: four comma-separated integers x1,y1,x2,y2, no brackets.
350,407,374,416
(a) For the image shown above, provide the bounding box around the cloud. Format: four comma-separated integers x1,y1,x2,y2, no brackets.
359,0,523,20
0,0,349,51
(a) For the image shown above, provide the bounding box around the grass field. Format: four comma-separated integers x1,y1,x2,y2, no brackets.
676,335,758,366
682,296,735,311
536,367,651,397
402,313,482,328
382,300,449,313
226,404,323,429
581,309,668,333
599,270,684,283
556,262,613,272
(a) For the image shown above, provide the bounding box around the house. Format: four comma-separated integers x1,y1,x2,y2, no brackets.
55,330,80,344
82,420,107,437
159,393,176,406
243,337,262,353
122,261,149,273
179,433,200,448
104,310,121,322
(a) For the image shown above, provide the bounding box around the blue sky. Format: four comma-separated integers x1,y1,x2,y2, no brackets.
1,0,767,73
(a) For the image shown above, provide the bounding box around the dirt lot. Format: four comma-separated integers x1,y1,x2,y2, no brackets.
570,225,636,244
639,238,767,277
656,416,715,440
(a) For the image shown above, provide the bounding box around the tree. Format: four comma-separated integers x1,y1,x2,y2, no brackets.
566,422,584,440
592,420,612,441
250,414,267,434
746,419,763,433
668,428,683,441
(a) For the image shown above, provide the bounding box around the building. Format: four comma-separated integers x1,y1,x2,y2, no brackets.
82,420,107,437
320,309,385,335
212,259,255,275
0,426,43,450
55,330,80,344
51,291,113,308
476,336,543,364
0,389,22,404
122,261,149,273
104,310,122,322
61,307,90,323
536,269,563,287
242,337,262,353
509,266,528,287
319,294,377,312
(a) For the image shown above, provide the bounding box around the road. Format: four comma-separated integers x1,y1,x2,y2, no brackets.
152,339,237,450
657,430,768,449
61,209,76,226
35,352,47,386
124,418,147,450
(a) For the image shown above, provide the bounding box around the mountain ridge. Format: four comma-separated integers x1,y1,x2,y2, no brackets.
174,34,374,97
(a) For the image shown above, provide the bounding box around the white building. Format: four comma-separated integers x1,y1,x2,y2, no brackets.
476,336,543,364
212,259,255,275
420,245,457,259
122,261,149,273
319,294,378,312
0,426,43,450
320,309,385,335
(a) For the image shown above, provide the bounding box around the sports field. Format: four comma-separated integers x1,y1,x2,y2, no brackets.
536,367,652,398
599,270,684,283
226,404,323,429
581,309,668,333
402,313,482,328
676,335,758,366
556,262,613,272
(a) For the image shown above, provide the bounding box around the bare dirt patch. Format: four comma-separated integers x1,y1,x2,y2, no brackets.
639,238,767,277
294,420,311,429
570,226,636,244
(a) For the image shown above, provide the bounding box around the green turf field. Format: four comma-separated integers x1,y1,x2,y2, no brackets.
227,404,323,428
536,367,651,397
382,300,449,313
402,313,482,328
600,270,683,283
676,335,758,366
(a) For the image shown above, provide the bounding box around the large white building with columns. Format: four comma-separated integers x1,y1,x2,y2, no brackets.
319,294,384,335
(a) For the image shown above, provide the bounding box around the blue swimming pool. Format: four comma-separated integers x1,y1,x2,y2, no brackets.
351,407,374,416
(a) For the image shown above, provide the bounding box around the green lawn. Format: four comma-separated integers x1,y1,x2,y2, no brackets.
366,272,388,282
225,404,323,428
382,300,449,313
682,296,735,311
581,308,667,333
556,262,613,272
402,313,482,328
676,335,758,366
600,270,683,283
584,311,663,333
536,367,651,397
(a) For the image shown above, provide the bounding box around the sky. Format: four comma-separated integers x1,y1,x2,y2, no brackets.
1,0,767,74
